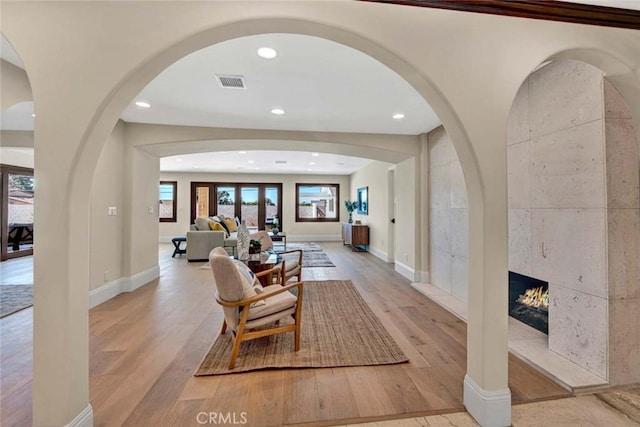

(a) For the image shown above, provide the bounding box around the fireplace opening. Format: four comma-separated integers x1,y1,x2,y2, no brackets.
509,272,548,335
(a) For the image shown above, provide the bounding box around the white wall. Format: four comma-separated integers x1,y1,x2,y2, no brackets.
0,147,34,168
123,147,160,277
350,160,393,261
159,171,350,241
428,126,469,299
394,157,417,273
90,122,125,291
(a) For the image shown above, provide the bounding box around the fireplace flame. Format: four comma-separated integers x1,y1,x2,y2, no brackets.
517,286,549,311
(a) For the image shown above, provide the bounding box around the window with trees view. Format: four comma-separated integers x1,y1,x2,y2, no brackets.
159,181,177,222
295,183,339,222
190,182,282,231
1,164,35,260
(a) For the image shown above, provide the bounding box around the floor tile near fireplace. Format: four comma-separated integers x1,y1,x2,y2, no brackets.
411,282,608,391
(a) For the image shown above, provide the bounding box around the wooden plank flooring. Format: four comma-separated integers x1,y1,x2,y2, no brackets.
0,242,571,426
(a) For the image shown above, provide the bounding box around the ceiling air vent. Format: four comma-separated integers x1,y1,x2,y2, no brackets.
216,75,246,89
274,160,288,164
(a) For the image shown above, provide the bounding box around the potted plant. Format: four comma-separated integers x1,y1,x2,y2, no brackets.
271,217,280,235
249,239,262,254
344,200,358,223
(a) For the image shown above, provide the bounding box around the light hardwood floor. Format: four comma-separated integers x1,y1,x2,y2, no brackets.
1,243,570,426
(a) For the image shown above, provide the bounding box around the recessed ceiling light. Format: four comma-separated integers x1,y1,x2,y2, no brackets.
248,160,255,164
271,108,285,115
312,153,319,157
307,168,312,172
337,162,345,165
193,165,199,169
135,101,151,108
257,47,277,59
239,151,247,154
393,113,405,119
176,158,183,162
31,113,36,118
309,162,316,165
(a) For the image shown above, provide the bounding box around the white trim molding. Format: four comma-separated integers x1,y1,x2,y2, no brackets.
368,246,388,262
89,264,160,308
463,375,511,427
65,404,93,427
126,264,160,292
394,261,426,282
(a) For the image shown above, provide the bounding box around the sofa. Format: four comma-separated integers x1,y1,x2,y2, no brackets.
186,216,239,261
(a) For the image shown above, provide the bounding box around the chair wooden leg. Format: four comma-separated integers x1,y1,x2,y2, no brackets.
220,319,227,334
229,330,243,369
294,287,303,351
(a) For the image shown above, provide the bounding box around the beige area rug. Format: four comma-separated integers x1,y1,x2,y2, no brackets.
195,280,408,375
0,285,33,318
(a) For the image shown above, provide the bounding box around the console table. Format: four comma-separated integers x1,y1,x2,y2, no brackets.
342,223,369,251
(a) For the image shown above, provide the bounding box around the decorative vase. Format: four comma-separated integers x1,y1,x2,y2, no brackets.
348,212,353,223
237,220,250,260
272,227,279,235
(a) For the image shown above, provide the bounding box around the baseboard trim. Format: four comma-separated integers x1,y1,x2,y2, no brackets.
89,278,126,308
417,270,429,283
287,234,341,242
65,404,93,427
89,265,160,308
126,264,160,292
394,261,416,281
368,246,388,263
463,375,511,427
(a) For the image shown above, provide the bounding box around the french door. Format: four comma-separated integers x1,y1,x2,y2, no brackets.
190,182,283,231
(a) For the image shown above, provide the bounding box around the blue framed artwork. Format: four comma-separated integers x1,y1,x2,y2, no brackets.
357,186,368,215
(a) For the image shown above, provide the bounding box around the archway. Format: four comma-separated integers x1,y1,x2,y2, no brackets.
3,11,499,427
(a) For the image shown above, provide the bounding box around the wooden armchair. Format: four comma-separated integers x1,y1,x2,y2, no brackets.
250,230,303,284
209,247,303,369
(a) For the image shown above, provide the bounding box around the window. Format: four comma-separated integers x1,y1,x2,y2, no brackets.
296,183,340,222
159,181,177,222
1,164,35,260
190,182,283,230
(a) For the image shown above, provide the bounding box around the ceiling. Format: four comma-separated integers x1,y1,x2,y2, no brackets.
1,32,435,174
3,1,639,174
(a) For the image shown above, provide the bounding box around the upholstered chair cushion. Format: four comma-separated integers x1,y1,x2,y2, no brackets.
246,285,297,320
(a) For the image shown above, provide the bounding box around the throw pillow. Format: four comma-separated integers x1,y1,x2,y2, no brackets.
194,217,210,231
217,219,231,236
224,218,238,233
208,220,229,237
233,260,265,307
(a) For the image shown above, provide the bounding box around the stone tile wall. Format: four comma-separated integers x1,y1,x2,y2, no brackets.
604,80,640,385
507,60,609,379
428,126,468,300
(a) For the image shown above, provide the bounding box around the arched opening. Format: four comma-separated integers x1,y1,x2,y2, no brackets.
3,11,531,426
506,56,640,389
